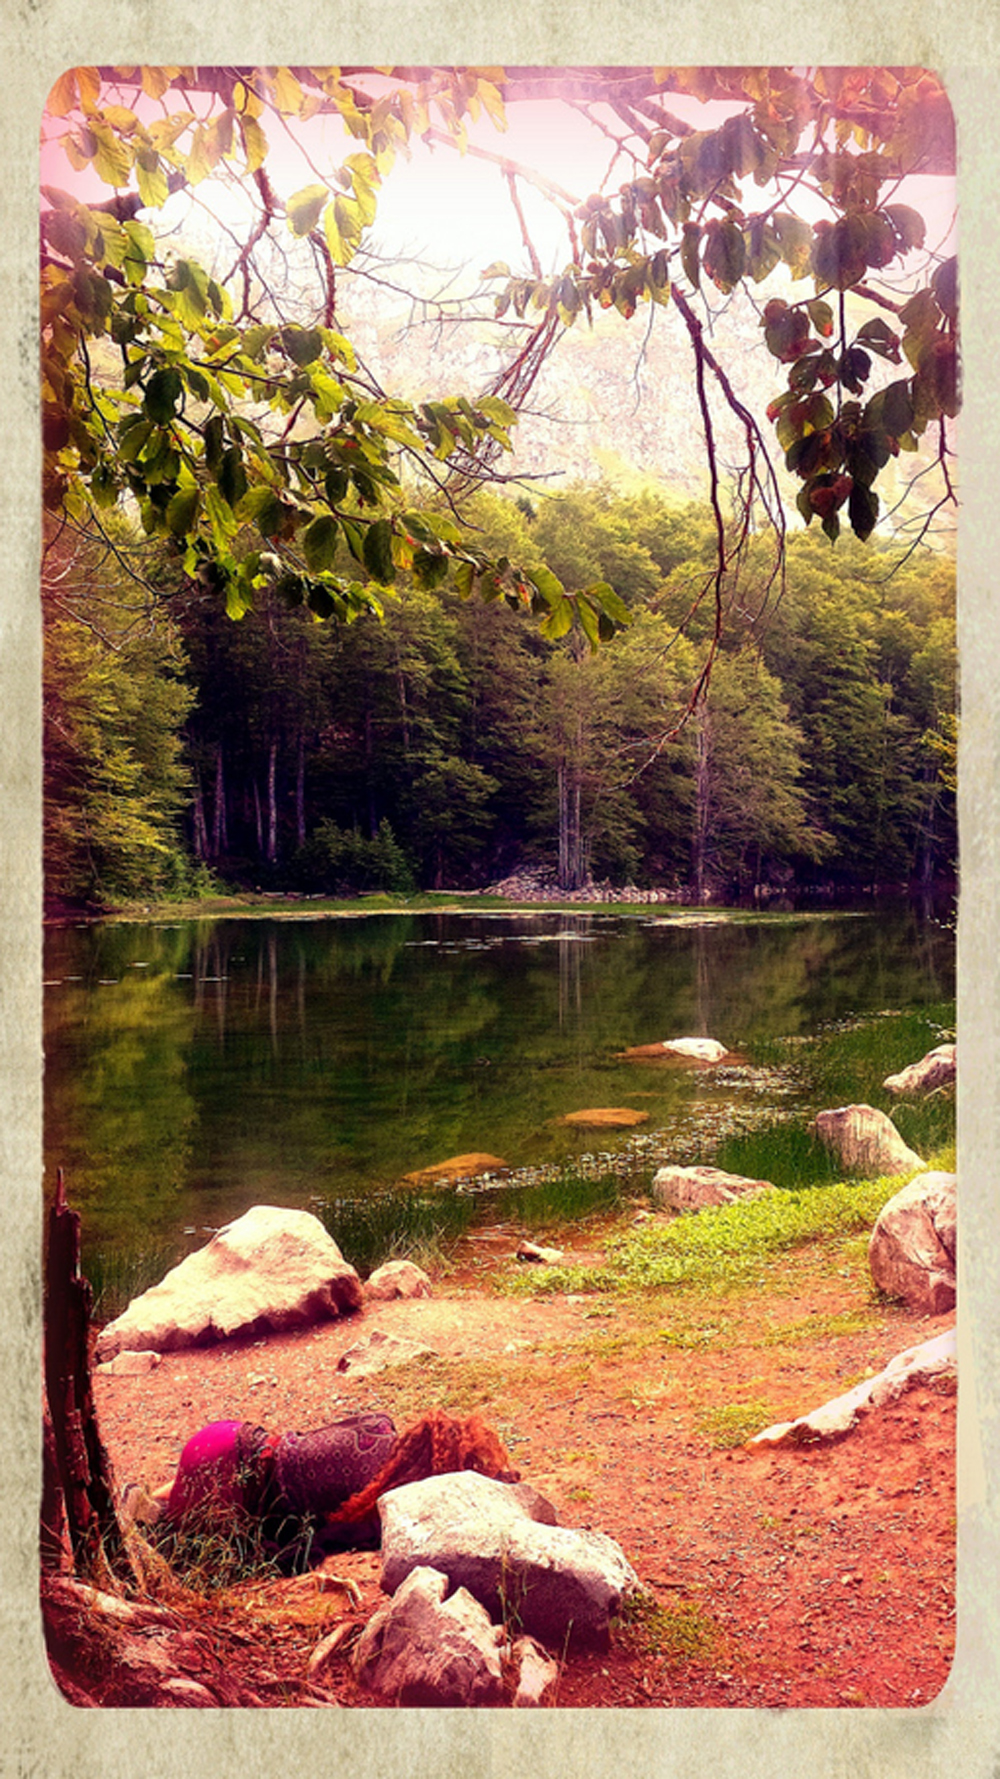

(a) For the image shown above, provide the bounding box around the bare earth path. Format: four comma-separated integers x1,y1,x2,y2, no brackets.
87,1221,956,1710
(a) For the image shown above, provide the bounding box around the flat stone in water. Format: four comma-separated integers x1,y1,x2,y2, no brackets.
558,1108,650,1129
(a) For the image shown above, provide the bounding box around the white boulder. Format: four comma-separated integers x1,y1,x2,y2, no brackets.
884,1043,956,1096
378,1470,638,1649
95,1205,363,1360
352,1566,506,1705
812,1104,924,1176
750,1326,956,1448
651,1165,775,1211
868,1170,957,1314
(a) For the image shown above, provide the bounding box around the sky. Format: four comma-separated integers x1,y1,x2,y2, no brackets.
40,69,958,310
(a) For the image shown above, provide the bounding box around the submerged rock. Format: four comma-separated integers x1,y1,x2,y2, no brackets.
95,1205,362,1360
402,1153,509,1187
558,1107,650,1129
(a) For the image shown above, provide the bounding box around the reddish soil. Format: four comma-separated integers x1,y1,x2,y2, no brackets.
65,1225,956,1711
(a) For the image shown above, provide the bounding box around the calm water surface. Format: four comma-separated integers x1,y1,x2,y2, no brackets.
43,907,954,1264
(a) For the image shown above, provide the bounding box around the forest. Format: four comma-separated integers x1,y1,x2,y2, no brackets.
39,66,958,912
43,478,955,909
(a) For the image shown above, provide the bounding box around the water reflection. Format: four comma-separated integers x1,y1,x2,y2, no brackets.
43,907,954,1262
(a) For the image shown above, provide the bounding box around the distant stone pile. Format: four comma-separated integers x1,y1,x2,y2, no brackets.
486,869,686,904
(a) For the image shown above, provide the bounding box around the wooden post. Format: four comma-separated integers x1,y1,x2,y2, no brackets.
43,1169,131,1584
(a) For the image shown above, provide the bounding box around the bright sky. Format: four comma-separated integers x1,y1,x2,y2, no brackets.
40,69,957,301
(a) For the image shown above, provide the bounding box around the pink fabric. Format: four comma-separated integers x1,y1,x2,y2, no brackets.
165,1420,247,1523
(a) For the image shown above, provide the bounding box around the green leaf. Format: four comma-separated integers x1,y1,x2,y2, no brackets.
412,548,449,590
453,559,475,599
203,415,225,473
885,204,926,253
773,213,813,282
848,481,879,541
240,483,292,538
528,565,565,607
856,318,901,361
340,515,365,564
588,581,632,625
225,578,253,621
539,597,574,641
239,115,269,175
362,517,396,584
306,581,339,620
287,182,329,237
302,513,340,571
703,219,746,293
216,443,247,509
166,482,200,536
576,594,601,653
681,223,701,289
932,256,959,322
280,325,323,366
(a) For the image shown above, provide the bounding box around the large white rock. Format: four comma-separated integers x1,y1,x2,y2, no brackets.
352,1565,505,1706
750,1326,956,1448
651,1165,775,1211
378,1470,638,1649
884,1043,956,1096
868,1171,957,1314
812,1104,925,1177
95,1205,363,1360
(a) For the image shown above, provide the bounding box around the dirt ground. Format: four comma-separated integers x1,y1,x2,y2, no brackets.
76,1219,956,1711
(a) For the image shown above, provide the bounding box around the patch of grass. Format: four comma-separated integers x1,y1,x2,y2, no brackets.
711,1005,956,1188
755,1306,878,1347
503,1173,906,1299
320,1169,633,1278
85,1240,180,1325
320,1190,480,1277
696,1399,775,1449
616,1591,721,1665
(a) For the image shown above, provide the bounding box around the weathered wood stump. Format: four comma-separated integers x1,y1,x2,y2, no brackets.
43,1169,131,1584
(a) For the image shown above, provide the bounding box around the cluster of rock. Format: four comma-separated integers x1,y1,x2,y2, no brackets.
344,1470,639,1704
485,869,687,904
95,1207,433,1366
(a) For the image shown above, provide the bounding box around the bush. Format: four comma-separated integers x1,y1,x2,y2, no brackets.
292,817,416,895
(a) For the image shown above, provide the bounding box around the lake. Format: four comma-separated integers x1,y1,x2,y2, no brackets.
43,905,954,1273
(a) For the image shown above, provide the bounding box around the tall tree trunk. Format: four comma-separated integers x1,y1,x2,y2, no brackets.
191,775,209,860
253,779,264,858
267,739,278,863
556,757,585,891
211,744,228,857
395,654,411,757
295,732,306,849
693,706,712,901
365,706,377,838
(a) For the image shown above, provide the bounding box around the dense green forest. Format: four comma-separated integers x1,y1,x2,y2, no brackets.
43,481,955,908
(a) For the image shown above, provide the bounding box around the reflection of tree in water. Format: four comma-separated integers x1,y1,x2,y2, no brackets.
46,909,954,1262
